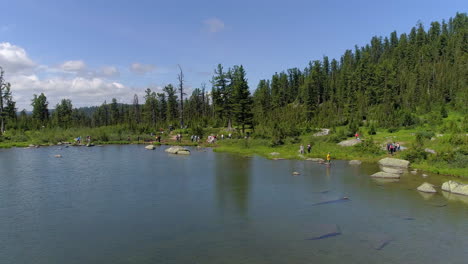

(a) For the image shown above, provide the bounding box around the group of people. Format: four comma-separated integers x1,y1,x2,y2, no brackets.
74,136,91,144
299,144,332,164
190,135,201,143
175,134,183,142
387,142,401,155
299,144,312,154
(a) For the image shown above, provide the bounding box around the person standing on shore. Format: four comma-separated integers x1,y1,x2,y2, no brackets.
307,144,311,154
326,153,331,164
299,145,304,154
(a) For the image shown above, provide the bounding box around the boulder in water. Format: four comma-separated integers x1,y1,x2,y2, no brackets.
145,145,156,150
165,146,191,155
292,171,300,175
380,166,404,174
378,158,410,168
371,171,400,179
417,182,436,193
54,154,62,158
349,160,362,165
441,181,468,196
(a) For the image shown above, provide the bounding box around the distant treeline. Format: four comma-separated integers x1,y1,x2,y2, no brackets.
0,13,467,138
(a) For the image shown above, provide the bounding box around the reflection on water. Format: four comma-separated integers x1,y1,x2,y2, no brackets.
215,154,251,215
0,146,467,264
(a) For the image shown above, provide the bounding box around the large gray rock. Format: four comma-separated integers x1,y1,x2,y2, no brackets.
349,160,362,165
338,138,361,147
165,146,191,155
417,182,436,193
145,145,155,150
371,171,400,179
441,181,468,196
313,128,330,137
378,158,410,168
380,166,404,174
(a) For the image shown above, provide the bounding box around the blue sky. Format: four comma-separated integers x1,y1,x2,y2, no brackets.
0,0,466,109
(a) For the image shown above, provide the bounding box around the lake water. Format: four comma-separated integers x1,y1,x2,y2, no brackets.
0,145,467,263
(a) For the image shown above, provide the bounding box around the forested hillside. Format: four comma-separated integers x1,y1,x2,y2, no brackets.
0,13,466,139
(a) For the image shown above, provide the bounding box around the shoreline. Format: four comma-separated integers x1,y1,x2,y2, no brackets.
3,139,466,180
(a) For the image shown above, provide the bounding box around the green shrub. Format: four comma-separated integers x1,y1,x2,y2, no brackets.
353,137,383,155
401,148,428,162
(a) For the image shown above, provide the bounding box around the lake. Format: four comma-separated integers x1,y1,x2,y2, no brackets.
0,145,467,263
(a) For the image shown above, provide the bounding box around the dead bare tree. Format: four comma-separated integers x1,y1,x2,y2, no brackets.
177,64,186,128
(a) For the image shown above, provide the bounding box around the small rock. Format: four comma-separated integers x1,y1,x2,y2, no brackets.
422,174,428,178
410,170,418,175
424,148,436,154
54,154,62,158
349,160,362,165
270,152,280,156
417,182,436,193
145,145,155,150
292,171,300,175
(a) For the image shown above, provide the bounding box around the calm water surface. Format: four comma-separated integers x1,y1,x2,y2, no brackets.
0,145,467,263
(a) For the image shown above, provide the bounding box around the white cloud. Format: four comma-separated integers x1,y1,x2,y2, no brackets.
98,66,120,77
0,42,36,74
10,74,134,109
130,62,156,74
59,60,86,72
203,18,225,33
0,42,146,110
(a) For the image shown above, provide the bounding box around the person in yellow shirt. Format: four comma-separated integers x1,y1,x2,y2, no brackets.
326,153,331,164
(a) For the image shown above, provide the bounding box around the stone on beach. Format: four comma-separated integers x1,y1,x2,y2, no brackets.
417,182,436,193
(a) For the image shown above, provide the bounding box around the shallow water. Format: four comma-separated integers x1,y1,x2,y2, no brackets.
0,145,467,263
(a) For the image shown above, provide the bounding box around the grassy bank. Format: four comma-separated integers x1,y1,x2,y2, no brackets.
0,117,466,178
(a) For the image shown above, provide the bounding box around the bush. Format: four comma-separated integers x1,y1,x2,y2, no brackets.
401,148,428,163
353,137,383,155
368,123,377,135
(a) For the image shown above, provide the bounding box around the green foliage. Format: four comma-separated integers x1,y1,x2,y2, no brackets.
353,137,383,155
368,123,377,135
401,148,428,163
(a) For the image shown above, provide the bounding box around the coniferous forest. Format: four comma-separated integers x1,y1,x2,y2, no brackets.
0,13,467,175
